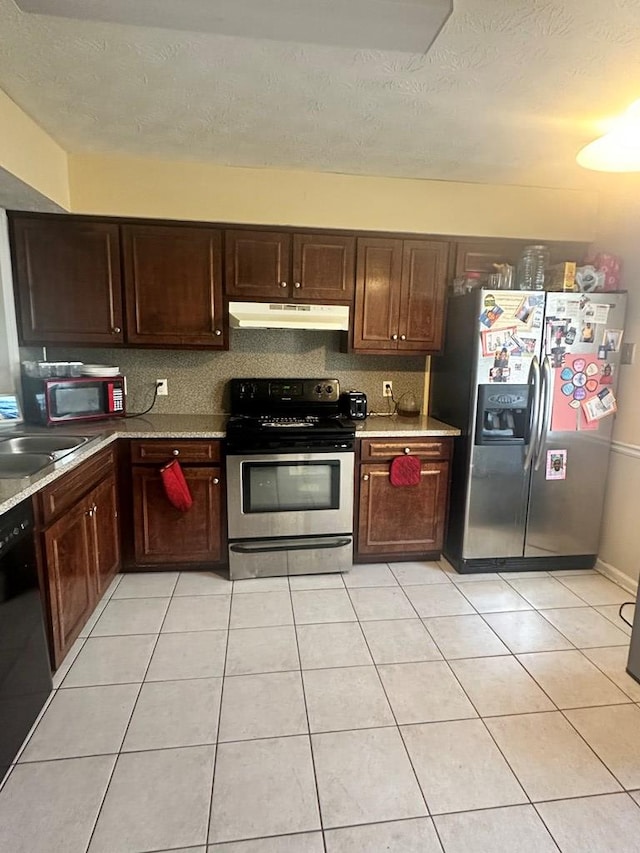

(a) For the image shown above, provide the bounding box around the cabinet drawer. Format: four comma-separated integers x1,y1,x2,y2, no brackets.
360,438,451,462
131,439,221,464
39,445,115,526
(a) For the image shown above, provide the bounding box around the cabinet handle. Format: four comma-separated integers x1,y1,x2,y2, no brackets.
92,503,98,514
213,477,220,485
214,329,222,336
363,473,370,481
294,281,301,289
400,334,406,341
112,326,121,334
391,334,398,341
172,449,180,456
404,447,411,454
86,507,93,517
280,281,288,288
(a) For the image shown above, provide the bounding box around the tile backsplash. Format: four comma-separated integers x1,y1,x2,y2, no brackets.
37,329,427,415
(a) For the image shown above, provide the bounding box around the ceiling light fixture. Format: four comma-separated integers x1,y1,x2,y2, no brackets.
577,99,640,172
15,0,453,53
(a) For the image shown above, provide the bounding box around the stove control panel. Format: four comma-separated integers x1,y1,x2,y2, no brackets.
230,378,340,411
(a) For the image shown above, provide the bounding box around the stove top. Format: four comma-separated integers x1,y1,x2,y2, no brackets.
226,378,355,453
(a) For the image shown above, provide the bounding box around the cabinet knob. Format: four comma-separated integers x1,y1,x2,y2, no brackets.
391,334,398,341
92,503,98,514
404,447,411,455
280,281,288,288
213,477,220,485
172,449,180,456
400,334,406,341
214,329,222,336
86,507,93,517
112,326,121,334
363,473,370,481
294,281,301,289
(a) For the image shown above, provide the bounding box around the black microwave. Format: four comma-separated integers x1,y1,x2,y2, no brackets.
21,375,126,425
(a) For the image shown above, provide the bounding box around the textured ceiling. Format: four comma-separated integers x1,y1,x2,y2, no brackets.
1,0,639,189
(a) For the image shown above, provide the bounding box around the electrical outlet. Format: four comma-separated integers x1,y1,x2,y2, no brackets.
382,380,393,398
156,379,168,396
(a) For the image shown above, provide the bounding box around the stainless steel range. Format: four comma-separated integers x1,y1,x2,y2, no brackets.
226,378,356,580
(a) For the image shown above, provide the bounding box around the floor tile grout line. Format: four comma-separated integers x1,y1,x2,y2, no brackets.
82,583,177,853
474,608,579,654
343,582,435,822
580,647,640,702
206,574,237,850
514,644,637,707
287,576,328,853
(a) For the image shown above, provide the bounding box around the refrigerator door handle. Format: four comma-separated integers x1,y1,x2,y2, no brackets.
523,355,541,472
534,355,553,471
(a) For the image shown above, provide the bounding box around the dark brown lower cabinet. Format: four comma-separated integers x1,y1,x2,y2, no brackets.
129,440,225,569
39,454,121,669
355,438,452,560
44,498,95,663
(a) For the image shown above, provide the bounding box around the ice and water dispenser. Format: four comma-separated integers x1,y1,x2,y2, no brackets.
475,385,531,446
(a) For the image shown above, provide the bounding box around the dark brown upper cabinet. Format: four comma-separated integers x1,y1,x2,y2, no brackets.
225,229,355,303
455,238,589,277
10,214,124,346
353,237,449,353
122,223,225,348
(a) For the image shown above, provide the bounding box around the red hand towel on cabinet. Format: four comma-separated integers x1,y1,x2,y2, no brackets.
160,459,193,511
389,454,421,487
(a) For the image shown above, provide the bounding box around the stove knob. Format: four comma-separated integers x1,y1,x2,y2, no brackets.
325,385,333,394
314,384,323,395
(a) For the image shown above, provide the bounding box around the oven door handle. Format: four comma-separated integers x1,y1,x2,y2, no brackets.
230,537,352,554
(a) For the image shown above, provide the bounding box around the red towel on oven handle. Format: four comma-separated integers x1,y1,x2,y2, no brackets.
389,454,421,487
160,459,193,511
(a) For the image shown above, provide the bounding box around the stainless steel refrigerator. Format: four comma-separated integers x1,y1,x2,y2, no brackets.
430,288,626,573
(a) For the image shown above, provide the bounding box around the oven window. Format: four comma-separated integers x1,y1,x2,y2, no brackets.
53,386,101,416
243,461,340,513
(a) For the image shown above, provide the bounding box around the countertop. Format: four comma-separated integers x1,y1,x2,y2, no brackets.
0,413,459,515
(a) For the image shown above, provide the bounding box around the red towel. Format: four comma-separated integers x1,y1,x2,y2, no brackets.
160,460,193,511
389,454,421,487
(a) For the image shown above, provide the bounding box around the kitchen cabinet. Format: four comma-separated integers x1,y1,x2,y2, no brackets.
225,229,355,303
454,238,589,278
353,237,449,353
130,440,225,568
122,223,225,347
37,446,120,668
355,438,452,560
9,214,124,346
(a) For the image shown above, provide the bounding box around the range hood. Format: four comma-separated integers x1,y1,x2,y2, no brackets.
229,302,349,331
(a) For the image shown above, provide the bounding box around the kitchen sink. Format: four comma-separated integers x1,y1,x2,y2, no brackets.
0,435,90,458
0,434,93,479
0,454,57,479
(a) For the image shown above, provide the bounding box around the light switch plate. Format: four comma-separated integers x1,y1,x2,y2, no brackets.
621,342,635,365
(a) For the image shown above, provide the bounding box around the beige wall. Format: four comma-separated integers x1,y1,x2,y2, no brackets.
68,152,599,240
0,89,69,210
594,176,640,586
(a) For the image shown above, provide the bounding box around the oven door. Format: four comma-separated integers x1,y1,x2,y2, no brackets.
227,451,354,540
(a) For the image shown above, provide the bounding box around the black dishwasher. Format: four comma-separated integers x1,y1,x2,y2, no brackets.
0,500,52,780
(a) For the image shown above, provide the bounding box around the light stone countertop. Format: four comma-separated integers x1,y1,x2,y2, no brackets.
0,413,459,516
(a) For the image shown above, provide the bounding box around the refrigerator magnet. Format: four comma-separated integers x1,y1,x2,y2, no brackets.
546,450,567,481
603,329,623,352
582,387,617,422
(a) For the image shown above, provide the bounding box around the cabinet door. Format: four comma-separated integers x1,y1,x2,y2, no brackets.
44,498,95,664
357,461,449,556
123,224,225,347
353,238,402,352
10,215,124,345
91,474,121,597
292,234,355,302
132,466,224,565
225,230,291,299
398,240,449,352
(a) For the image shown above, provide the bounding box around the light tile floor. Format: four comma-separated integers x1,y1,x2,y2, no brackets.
2,563,640,852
